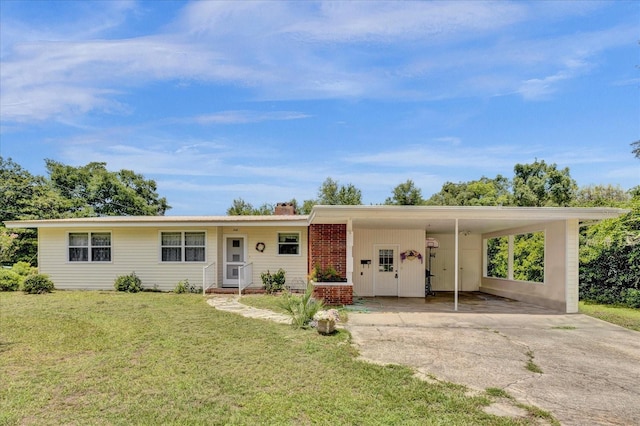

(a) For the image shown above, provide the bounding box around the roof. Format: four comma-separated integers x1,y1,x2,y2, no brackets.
308,205,628,234
3,214,309,229
3,205,627,234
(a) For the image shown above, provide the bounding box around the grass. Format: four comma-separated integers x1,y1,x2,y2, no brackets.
0,291,543,425
579,301,640,331
524,351,543,374
484,388,558,426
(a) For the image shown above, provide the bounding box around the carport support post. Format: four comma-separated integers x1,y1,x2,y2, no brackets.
454,218,459,311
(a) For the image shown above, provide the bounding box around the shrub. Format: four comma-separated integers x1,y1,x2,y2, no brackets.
278,283,324,329
22,274,55,294
114,272,142,293
261,269,286,294
11,261,37,277
625,289,640,309
174,279,199,294
0,269,21,291
311,264,346,282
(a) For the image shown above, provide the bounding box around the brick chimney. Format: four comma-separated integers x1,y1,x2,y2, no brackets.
274,202,295,215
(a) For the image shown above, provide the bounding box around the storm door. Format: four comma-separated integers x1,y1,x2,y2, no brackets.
223,236,246,287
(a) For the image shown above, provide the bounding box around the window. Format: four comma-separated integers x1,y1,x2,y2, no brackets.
69,232,111,262
161,231,205,262
278,232,300,255
485,231,545,283
378,249,394,272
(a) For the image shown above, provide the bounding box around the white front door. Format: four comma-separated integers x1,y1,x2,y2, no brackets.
374,245,399,296
223,235,246,287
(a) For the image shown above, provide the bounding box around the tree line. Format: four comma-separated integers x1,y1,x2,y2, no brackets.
0,157,169,265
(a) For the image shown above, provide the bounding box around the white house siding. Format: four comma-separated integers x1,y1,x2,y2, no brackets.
219,226,308,290
352,228,425,297
480,220,571,312
38,227,218,291
427,233,482,292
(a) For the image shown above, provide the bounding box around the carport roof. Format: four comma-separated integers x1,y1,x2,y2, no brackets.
308,205,627,234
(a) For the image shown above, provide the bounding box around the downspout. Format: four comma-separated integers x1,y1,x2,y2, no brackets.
454,218,459,311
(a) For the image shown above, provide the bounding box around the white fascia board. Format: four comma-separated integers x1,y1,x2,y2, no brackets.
309,205,627,222
3,216,309,229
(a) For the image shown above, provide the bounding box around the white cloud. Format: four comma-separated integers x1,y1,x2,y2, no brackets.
0,1,635,123
188,110,311,125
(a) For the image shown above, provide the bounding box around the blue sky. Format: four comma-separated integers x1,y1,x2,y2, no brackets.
1,1,638,215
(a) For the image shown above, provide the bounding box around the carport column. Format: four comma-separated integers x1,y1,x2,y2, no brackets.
454,218,459,311
346,218,354,284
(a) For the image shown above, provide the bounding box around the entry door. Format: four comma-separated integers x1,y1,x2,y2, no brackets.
223,236,246,287
460,249,481,291
374,245,398,296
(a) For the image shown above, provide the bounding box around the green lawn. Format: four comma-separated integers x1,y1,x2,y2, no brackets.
579,301,640,331
0,291,546,425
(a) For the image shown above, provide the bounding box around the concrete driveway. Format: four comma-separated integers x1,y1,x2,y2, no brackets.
345,295,640,426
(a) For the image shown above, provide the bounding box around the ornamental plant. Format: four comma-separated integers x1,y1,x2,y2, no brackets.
261,268,286,294
313,309,340,323
22,274,55,294
114,272,142,293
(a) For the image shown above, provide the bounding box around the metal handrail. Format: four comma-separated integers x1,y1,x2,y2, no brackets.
202,262,217,295
238,262,253,296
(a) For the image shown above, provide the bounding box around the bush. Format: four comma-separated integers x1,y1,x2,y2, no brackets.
174,279,199,294
278,284,324,328
311,264,347,282
0,269,21,291
625,289,640,309
11,261,37,277
261,269,286,294
22,274,55,294
114,272,142,293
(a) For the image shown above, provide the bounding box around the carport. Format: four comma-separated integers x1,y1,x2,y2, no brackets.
309,205,626,313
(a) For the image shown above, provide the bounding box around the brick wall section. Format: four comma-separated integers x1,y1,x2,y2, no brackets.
308,224,347,277
313,284,353,306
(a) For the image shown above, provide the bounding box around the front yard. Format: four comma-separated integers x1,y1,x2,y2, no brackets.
0,291,542,425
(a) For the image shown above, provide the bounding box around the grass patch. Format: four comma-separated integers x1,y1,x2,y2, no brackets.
579,301,640,331
0,291,540,425
239,294,288,313
484,388,559,425
525,350,543,374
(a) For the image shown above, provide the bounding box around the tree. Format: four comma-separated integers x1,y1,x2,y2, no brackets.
316,177,362,206
1,157,170,265
226,198,276,215
512,160,577,207
299,178,363,214
385,180,424,205
426,175,512,206
46,160,169,216
573,184,629,207
632,140,640,159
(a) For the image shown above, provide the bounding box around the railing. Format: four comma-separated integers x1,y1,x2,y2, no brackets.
202,262,217,295
238,262,254,296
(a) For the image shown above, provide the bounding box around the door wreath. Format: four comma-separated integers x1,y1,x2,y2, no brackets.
255,242,266,252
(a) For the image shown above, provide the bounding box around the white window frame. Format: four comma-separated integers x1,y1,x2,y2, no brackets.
277,231,301,256
159,231,206,263
68,231,112,263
